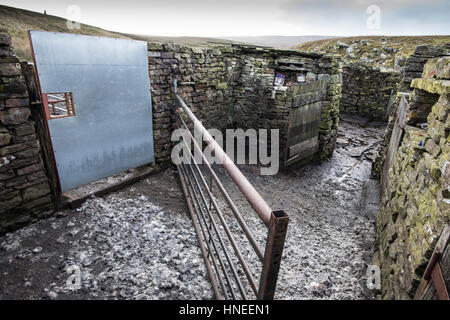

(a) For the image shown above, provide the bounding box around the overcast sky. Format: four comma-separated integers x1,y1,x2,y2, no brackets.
1,0,449,37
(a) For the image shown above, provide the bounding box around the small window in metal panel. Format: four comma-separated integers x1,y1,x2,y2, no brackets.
43,92,75,119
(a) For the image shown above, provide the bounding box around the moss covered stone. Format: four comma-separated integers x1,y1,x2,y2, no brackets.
376,59,450,299
436,57,450,80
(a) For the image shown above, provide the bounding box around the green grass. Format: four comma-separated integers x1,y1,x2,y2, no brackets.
0,4,132,61
295,35,450,69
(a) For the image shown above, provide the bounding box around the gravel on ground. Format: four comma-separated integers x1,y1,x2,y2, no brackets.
0,118,384,300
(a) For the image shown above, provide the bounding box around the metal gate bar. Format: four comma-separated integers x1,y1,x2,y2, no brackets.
175,94,273,225
179,137,257,298
174,91,289,300
185,156,259,294
178,114,265,262
176,163,223,299
185,149,259,294
181,162,248,299
179,164,234,299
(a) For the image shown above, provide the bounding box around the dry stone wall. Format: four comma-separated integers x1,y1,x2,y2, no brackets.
400,44,450,92
147,43,342,166
0,34,53,232
372,44,450,179
376,57,450,299
341,63,400,121
0,35,342,232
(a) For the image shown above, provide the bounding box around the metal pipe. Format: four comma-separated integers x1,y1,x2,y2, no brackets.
177,114,265,262
175,94,272,226
185,146,259,296
181,163,244,299
183,163,244,298
180,164,234,299
184,161,258,297
176,164,223,300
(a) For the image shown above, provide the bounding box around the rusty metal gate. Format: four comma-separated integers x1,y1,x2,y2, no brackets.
29,31,154,192
415,224,450,300
174,88,289,300
285,81,326,167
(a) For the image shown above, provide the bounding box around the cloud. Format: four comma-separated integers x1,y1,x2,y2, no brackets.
277,0,450,35
282,0,447,11
1,0,449,36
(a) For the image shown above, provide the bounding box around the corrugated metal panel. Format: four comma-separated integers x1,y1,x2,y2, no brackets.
30,31,154,191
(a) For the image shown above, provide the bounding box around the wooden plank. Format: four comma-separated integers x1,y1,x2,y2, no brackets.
65,164,157,209
285,91,322,167
380,95,410,202
285,146,318,167
289,136,318,158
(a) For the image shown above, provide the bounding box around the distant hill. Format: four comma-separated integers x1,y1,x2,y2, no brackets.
0,5,243,61
0,4,131,61
295,35,450,69
222,35,338,49
123,34,243,48
5,3,446,71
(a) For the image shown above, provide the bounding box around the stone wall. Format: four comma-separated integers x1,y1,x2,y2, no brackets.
400,44,450,92
1,35,342,232
0,34,53,232
341,63,400,121
148,42,236,167
376,57,450,299
372,44,450,179
147,42,342,166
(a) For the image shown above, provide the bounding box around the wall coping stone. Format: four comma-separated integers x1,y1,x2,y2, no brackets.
411,78,450,95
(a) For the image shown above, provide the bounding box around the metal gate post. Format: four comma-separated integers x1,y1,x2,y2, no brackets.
257,210,289,300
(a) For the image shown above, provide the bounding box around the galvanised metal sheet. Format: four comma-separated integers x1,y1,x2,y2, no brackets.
30,31,154,192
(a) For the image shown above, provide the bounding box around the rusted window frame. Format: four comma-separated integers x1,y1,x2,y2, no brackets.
42,92,76,120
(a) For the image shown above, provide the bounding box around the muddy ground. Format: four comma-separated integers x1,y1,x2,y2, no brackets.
0,116,385,300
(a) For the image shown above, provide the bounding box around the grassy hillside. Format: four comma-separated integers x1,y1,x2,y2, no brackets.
0,4,338,61
4,3,448,69
0,4,246,61
0,5,132,61
295,35,450,69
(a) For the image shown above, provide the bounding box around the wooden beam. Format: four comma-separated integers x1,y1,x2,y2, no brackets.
64,164,158,209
